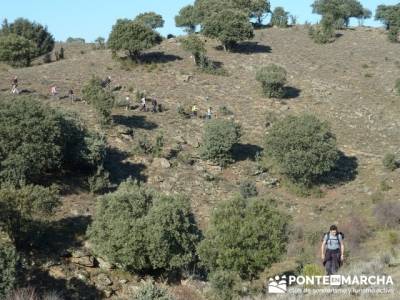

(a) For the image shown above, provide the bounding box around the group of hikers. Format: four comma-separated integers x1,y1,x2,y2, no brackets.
9,75,164,113
191,105,213,119
137,95,162,113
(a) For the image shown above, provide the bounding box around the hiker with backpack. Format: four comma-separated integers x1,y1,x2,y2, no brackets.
68,89,76,102
151,98,158,113
11,76,19,94
140,96,147,112
50,85,59,99
321,225,345,275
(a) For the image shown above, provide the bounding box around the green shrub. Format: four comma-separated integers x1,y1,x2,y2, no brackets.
256,64,287,98
0,184,60,245
265,115,340,187
311,0,364,28
82,77,115,126
88,179,201,273
133,133,164,157
239,180,258,199
387,230,399,245
383,153,398,171
0,18,55,66
375,4,400,42
59,112,107,171
198,196,289,279
107,19,162,61
200,119,241,167
88,165,111,194
395,79,400,95
209,270,242,300
308,15,336,44
0,240,18,299
0,97,63,184
175,5,198,33
0,34,36,67
133,281,174,300
134,12,165,29
0,97,106,184
180,34,206,67
202,9,254,51
251,0,271,25
271,7,289,28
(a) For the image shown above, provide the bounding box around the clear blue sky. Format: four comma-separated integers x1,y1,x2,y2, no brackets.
4,0,399,42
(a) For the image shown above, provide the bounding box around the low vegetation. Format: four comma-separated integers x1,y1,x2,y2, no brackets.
88,179,201,274
198,196,289,280
256,64,287,98
200,119,241,166
264,114,340,187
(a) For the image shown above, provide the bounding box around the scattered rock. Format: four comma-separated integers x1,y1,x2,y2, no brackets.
94,273,113,290
174,135,186,144
182,74,193,82
71,255,95,267
280,105,290,112
186,137,200,148
70,249,95,267
104,289,113,298
75,270,90,282
264,177,280,188
48,266,66,279
96,257,114,270
152,157,171,169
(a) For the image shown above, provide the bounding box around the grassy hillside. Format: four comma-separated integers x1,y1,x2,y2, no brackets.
0,26,399,299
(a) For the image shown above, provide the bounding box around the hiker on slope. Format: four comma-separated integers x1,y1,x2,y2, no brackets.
321,225,345,275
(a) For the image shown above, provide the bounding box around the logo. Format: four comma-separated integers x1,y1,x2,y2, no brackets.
268,275,287,294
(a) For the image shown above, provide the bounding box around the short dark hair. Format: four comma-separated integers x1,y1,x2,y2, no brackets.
330,225,338,231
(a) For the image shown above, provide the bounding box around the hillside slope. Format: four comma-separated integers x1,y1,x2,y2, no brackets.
0,26,399,299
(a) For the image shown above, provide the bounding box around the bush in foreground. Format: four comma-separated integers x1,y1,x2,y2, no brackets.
200,119,241,167
133,281,174,300
88,179,201,274
256,64,287,98
0,183,60,245
0,34,36,67
0,18,55,66
198,196,289,280
265,114,340,187
81,77,115,126
0,240,18,299
0,97,106,184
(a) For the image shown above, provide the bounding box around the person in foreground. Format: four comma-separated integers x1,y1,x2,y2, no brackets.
321,224,345,275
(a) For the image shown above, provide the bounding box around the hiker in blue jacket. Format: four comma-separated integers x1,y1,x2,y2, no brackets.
321,225,345,275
